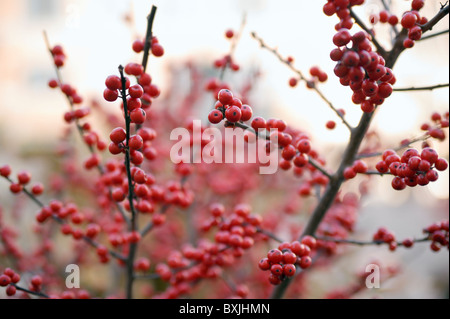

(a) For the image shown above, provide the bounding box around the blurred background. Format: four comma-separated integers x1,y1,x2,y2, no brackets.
0,0,448,298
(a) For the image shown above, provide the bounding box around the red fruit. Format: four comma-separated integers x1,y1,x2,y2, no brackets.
130,108,146,124
6,285,16,296
225,106,242,123
151,43,164,57
129,135,144,150
325,121,336,130
225,29,234,39
301,235,317,249
208,109,224,124
103,88,118,102
0,274,11,287
297,139,311,154
283,264,297,277
110,127,126,144
299,256,312,269
258,258,271,271
267,249,283,263
289,77,298,87
217,89,234,105
132,39,144,53
333,29,352,47
401,12,417,29
105,75,122,90
129,84,144,99
240,105,253,122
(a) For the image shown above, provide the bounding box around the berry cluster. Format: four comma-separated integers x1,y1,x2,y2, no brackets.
132,36,165,57
0,268,21,297
420,111,449,141
332,28,395,113
152,204,261,299
288,66,328,89
373,227,398,251
258,236,316,285
400,4,428,48
0,166,44,196
424,220,449,252
208,89,253,124
375,147,447,190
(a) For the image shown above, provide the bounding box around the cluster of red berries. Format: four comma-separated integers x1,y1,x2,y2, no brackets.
369,1,427,48
151,204,262,298
50,44,66,68
201,203,264,249
322,0,364,31
213,54,240,72
0,268,21,296
0,166,44,196
373,227,399,251
289,66,328,89
424,220,449,252
375,147,448,190
132,36,164,57
108,126,157,164
208,89,253,124
420,111,449,141
332,29,395,113
258,236,316,285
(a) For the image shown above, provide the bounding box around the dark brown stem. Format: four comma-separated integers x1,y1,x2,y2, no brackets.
141,5,157,73
12,284,50,299
118,65,139,299
349,8,387,56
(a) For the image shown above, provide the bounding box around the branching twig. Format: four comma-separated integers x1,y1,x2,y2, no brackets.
250,32,353,132
315,235,430,247
349,8,387,56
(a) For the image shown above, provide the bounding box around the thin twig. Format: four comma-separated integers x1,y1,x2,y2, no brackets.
393,83,449,92
250,32,353,132
419,29,449,41
349,8,387,56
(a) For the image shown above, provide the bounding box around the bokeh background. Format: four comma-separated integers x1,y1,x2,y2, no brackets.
0,0,448,298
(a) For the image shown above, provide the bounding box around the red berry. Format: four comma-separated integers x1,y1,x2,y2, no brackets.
130,108,146,124
151,43,164,57
105,75,122,91
132,39,144,53
225,106,242,123
129,85,144,99
289,77,298,87
6,285,16,296
103,88,118,102
240,105,253,122
17,171,31,185
208,109,224,124
129,135,144,150
267,249,283,263
401,12,417,29
217,89,234,105
283,264,297,277
333,29,352,47
225,29,234,39
0,274,11,287
110,127,126,144
299,256,312,269
326,121,336,130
